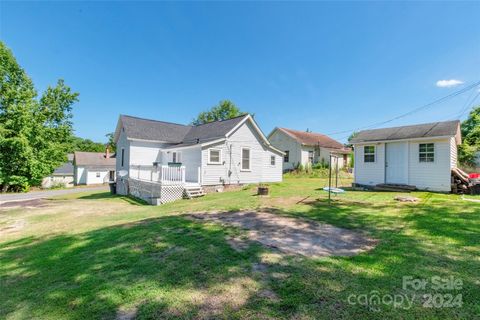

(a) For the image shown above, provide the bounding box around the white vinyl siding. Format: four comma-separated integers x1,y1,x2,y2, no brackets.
353,143,385,186
76,167,109,185
450,137,458,168
201,121,282,185
408,139,451,191
353,138,453,192
179,146,201,183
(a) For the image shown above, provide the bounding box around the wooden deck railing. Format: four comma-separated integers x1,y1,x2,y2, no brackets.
130,165,185,185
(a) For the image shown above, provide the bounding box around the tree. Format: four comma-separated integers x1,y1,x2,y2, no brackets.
192,100,247,125
0,42,79,191
458,106,480,168
69,137,106,153
105,132,116,152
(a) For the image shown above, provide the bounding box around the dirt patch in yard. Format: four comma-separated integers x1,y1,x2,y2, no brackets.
189,211,377,258
0,199,48,209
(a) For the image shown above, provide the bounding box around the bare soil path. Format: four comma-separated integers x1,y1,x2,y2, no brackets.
190,211,377,258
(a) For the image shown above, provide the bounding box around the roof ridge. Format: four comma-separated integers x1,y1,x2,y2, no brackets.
121,114,191,128
281,127,331,138
192,113,249,127
360,120,460,134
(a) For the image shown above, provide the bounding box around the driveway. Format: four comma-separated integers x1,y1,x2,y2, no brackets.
190,211,377,257
0,186,109,204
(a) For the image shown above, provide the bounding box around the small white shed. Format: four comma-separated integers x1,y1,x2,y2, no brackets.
350,120,461,192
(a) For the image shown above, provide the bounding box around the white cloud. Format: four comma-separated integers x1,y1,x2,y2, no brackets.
436,79,464,88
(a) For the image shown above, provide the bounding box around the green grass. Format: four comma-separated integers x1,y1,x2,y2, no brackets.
0,177,479,319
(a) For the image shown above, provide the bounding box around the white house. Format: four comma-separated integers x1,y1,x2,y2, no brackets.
268,127,351,171
350,120,461,192
42,154,75,188
73,151,116,185
113,114,284,204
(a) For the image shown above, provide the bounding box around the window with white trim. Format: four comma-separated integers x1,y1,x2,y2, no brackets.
270,155,276,166
364,146,375,163
172,151,181,163
241,148,251,171
96,172,101,178
208,148,222,164
419,143,434,163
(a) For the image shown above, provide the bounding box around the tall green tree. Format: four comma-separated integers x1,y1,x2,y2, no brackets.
458,105,480,167
69,137,106,153
192,100,247,125
0,42,79,191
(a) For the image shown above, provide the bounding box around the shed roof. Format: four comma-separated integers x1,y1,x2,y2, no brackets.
275,127,347,150
349,120,461,144
74,151,116,167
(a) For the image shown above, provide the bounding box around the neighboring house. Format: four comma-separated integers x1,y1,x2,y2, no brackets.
42,154,75,188
73,150,116,185
113,114,284,204
267,127,351,171
349,120,461,192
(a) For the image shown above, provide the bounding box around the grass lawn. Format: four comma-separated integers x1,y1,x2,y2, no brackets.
0,177,479,319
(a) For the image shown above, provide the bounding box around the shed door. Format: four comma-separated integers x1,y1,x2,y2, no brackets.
386,142,408,184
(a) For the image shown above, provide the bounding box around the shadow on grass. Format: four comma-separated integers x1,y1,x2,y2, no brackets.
77,192,148,206
0,195,479,319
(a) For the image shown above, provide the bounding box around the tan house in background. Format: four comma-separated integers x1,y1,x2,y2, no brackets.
268,127,351,171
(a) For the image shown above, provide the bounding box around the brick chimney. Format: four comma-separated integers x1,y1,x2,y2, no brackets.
105,145,110,158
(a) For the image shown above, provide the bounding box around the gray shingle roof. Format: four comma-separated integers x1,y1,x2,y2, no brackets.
53,162,74,176
349,120,460,143
74,152,116,167
182,115,248,143
120,115,191,143
119,114,248,145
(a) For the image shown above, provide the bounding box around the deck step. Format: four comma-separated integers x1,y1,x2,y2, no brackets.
184,185,206,199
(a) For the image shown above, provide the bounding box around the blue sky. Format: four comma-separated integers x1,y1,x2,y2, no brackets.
1,1,479,143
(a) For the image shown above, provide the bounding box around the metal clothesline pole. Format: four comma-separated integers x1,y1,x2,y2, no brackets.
328,154,332,205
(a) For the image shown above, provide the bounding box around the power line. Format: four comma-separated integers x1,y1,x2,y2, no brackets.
327,80,480,137
456,90,480,120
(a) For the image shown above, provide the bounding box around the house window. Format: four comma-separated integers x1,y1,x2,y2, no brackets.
172,152,181,163
96,172,100,178
121,148,125,167
241,147,251,171
364,146,375,163
271,155,276,166
419,143,434,163
308,150,314,163
284,150,289,163
208,149,222,164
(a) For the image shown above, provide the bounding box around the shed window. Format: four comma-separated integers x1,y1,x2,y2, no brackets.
364,146,375,163
284,151,289,163
96,172,100,178
270,155,276,166
419,143,434,163
241,148,251,171
208,149,221,164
